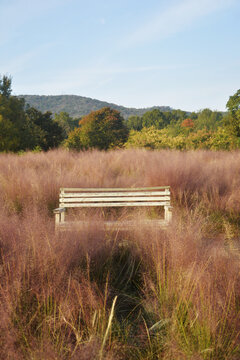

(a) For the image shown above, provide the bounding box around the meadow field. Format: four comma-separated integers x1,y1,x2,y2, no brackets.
0,149,240,359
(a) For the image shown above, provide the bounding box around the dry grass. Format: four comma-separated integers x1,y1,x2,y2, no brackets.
0,149,240,359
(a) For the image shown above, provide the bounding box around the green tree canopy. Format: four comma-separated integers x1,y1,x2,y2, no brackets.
0,84,29,151
226,89,240,136
26,108,64,150
64,127,82,150
54,111,79,137
142,109,166,129
194,109,223,131
0,74,12,98
0,75,65,152
126,109,188,131
126,115,143,131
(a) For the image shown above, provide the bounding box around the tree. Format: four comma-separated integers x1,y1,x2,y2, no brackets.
226,89,240,136
194,109,223,131
75,107,128,150
54,111,79,137
0,75,65,152
0,114,19,151
26,108,65,150
126,115,143,131
181,118,194,128
0,74,12,98
64,127,82,150
171,109,187,123
142,109,166,129
0,77,29,151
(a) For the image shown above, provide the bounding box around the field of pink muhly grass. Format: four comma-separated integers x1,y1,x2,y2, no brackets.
0,149,240,359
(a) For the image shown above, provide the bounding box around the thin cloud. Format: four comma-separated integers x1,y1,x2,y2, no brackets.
126,0,236,46
64,62,193,77
104,64,194,74
14,62,194,95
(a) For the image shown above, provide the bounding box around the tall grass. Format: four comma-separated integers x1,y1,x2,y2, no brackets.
0,149,240,359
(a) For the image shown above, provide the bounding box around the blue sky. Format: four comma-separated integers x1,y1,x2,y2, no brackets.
0,0,240,111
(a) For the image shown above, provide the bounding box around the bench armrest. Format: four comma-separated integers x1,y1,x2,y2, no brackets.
53,207,66,214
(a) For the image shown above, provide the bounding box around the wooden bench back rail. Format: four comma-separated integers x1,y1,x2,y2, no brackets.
54,186,172,226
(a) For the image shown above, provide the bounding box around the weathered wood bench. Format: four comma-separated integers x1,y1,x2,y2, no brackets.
53,186,172,230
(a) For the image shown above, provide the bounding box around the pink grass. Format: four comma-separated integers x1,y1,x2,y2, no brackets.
0,149,240,358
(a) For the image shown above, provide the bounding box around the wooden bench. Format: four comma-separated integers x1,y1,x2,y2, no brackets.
53,186,172,230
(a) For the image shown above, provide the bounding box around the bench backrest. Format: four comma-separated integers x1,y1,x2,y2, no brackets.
59,186,171,208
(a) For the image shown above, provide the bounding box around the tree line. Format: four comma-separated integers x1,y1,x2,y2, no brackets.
1,75,240,152
0,76,79,152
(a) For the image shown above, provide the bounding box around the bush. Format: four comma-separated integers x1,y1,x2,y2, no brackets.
125,126,240,151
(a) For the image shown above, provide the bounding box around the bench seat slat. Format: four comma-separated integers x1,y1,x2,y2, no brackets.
60,186,170,192
60,191,170,198
61,201,170,208
60,196,170,203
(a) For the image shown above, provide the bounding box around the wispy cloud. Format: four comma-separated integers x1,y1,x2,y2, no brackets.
14,62,194,95
126,0,236,46
78,63,191,75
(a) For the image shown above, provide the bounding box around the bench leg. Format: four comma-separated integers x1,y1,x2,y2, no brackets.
164,206,172,223
55,211,65,227
55,213,60,225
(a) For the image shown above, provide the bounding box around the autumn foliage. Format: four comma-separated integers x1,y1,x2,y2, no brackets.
65,107,128,150
181,118,194,128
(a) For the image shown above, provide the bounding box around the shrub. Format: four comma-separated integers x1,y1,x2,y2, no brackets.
125,127,240,151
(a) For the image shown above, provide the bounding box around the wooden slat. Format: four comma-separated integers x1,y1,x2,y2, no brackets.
53,207,66,213
58,219,168,228
61,202,170,208
60,191,170,198
60,186,170,192
60,196,170,203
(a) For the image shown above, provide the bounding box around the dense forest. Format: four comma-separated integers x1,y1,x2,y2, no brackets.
20,94,172,119
1,75,240,152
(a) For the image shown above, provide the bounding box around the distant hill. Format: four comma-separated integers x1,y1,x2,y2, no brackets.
19,95,172,119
